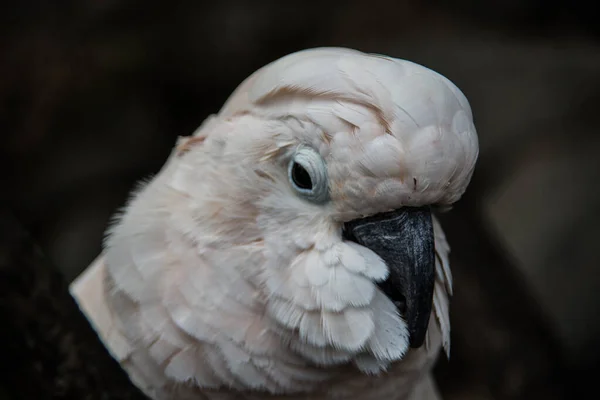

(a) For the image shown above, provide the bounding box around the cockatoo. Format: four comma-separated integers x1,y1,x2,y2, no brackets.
70,47,478,400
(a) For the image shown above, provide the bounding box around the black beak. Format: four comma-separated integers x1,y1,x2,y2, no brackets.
343,207,435,348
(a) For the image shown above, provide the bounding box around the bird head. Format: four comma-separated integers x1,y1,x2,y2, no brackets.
104,48,478,390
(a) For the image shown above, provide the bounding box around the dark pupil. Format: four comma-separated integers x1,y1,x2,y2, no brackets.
291,162,313,190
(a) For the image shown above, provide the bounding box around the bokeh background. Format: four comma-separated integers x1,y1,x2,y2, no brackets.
1,1,599,399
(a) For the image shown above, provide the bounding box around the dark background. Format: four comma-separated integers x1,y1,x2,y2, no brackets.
1,1,599,399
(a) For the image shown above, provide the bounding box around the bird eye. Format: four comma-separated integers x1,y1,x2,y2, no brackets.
291,162,313,190
288,147,329,203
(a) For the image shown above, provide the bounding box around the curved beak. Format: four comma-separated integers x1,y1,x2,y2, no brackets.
343,207,435,348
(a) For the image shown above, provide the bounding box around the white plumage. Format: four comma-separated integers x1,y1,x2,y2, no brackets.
70,47,478,400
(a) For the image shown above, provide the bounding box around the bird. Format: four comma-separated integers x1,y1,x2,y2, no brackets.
70,47,479,400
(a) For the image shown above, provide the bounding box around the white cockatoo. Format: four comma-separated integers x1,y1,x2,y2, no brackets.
70,47,478,400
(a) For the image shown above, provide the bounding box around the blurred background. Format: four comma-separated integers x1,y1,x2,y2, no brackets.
1,0,599,399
